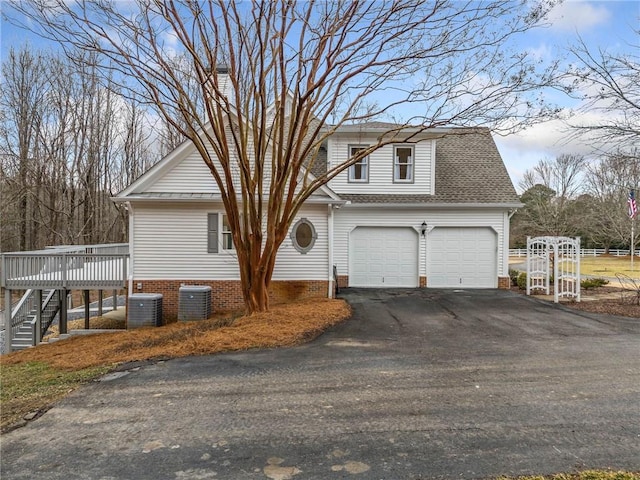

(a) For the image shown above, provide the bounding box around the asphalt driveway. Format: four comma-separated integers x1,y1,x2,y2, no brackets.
2,289,639,479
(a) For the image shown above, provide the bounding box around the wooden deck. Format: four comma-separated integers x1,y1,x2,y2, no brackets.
1,244,129,353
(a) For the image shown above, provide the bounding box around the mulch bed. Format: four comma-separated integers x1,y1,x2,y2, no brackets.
511,285,639,319
565,298,640,318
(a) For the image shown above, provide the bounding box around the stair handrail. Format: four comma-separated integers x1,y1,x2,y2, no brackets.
9,289,37,345
39,289,61,341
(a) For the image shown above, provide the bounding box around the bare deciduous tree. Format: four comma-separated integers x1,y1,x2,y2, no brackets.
1,46,156,251
585,151,640,250
515,154,587,238
8,0,558,312
0,47,48,250
562,32,640,149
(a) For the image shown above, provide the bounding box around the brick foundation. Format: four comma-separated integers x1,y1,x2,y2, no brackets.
419,276,427,287
336,275,349,289
498,276,511,289
131,279,329,324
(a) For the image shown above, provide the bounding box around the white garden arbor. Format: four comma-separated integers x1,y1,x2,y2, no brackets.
526,236,581,303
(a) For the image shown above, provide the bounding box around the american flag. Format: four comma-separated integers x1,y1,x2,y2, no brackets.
629,189,638,219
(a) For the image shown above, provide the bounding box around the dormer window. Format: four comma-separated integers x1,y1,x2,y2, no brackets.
394,145,414,183
348,145,369,183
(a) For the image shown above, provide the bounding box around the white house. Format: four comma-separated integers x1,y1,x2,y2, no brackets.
114,123,521,321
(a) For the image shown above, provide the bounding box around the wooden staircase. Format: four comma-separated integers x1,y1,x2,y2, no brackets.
9,289,63,351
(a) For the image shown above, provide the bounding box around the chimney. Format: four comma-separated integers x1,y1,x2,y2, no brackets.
215,65,232,101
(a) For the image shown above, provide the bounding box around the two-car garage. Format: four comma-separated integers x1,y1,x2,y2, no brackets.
348,226,497,289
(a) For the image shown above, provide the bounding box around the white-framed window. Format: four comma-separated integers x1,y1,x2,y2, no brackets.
207,213,234,253
348,145,369,183
222,215,233,250
290,218,317,254
393,145,414,183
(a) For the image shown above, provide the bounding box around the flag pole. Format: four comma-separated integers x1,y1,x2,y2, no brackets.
629,189,638,272
632,217,635,271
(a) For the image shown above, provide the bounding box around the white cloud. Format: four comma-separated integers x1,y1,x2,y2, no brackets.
496,104,624,191
549,1,611,33
547,1,612,33
526,43,553,61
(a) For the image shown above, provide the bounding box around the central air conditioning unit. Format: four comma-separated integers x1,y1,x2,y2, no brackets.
178,286,212,321
128,293,163,328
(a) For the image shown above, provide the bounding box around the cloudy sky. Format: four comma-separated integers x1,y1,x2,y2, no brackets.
492,0,638,190
1,0,638,191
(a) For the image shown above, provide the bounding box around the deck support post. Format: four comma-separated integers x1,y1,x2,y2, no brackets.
112,290,118,311
4,288,12,354
35,289,42,345
84,290,90,330
59,289,68,335
98,290,103,316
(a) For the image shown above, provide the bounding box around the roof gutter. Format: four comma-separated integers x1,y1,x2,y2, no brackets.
341,202,524,209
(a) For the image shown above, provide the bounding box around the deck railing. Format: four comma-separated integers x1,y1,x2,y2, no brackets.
1,244,129,289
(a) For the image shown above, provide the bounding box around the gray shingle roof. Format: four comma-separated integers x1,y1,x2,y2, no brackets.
340,128,520,205
309,145,327,179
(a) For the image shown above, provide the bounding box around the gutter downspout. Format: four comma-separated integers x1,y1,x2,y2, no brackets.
328,205,335,298
504,209,518,280
127,202,134,300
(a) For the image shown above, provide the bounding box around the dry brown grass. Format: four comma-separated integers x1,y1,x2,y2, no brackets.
1,298,351,371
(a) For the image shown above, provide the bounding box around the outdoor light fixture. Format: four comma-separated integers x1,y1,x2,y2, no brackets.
420,221,427,236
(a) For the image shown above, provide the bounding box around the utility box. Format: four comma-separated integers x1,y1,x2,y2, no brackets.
178,286,212,321
128,293,163,328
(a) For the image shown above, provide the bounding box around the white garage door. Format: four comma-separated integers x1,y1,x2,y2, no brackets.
428,227,497,288
350,227,419,287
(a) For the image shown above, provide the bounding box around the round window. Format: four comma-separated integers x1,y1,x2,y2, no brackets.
291,218,317,254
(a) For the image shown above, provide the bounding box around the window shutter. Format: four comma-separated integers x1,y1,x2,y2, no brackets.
207,213,218,253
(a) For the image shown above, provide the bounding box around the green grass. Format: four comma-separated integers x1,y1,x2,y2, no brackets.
0,361,111,431
580,256,639,279
510,255,639,280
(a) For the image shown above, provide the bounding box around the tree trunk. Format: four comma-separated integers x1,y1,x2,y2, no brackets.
245,270,270,314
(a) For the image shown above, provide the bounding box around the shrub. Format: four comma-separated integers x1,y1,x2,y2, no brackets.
581,277,609,290
517,272,527,290
509,268,520,286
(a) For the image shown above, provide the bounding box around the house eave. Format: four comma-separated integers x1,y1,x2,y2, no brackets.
112,194,346,205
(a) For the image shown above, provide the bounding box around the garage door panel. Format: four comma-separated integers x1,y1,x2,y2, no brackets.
350,227,418,287
428,227,496,288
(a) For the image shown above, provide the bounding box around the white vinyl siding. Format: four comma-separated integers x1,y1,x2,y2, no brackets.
152,149,220,193
131,203,328,280
328,136,433,194
333,207,507,285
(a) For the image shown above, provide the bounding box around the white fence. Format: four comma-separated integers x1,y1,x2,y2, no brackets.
509,248,639,258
